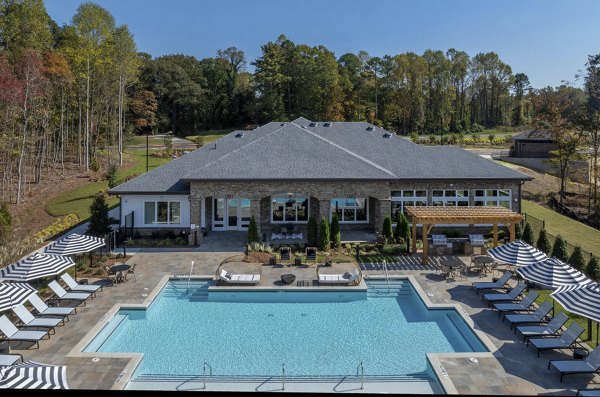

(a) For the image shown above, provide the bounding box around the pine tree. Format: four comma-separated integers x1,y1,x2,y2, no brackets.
382,216,393,241
522,222,534,245
330,213,341,248
551,235,569,262
568,245,586,271
398,216,411,253
247,216,260,243
536,229,551,255
586,256,599,281
105,165,118,189
88,193,111,237
319,218,330,251
307,216,318,247
515,223,523,240
394,212,403,243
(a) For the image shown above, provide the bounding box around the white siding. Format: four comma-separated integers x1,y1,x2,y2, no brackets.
119,194,190,228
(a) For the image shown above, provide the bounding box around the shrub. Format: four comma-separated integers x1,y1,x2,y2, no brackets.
397,215,410,250
515,223,523,240
88,193,111,237
522,223,534,245
105,165,118,189
568,245,586,271
307,216,318,247
319,218,330,251
428,134,438,144
382,216,393,241
586,256,599,281
536,229,551,255
380,244,406,256
488,134,495,144
393,212,403,243
330,213,341,248
90,157,100,172
194,136,205,148
33,214,79,241
410,132,419,143
551,234,569,262
0,202,11,245
247,216,260,243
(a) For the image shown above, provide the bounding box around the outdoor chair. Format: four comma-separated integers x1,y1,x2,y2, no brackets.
105,266,121,285
492,290,540,317
482,282,526,305
503,300,553,329
218,269,260,285
515,312,569,341
305,247,317,263
472,271,513,294
60,273,102,296
0,315,49,349
0,353,23,366
279,247,291,263
125,263,136,281
527,322,585,357
12,304,64,333
549,346,600,382
27,293,76,320
576,388,600,397
318,269,360,285
47,280,92,306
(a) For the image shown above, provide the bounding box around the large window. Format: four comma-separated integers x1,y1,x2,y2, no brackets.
391,190,427,218
144,201,181,225
473,189,511,209
431,190,469,207
271,194,309,223
331,198,368,223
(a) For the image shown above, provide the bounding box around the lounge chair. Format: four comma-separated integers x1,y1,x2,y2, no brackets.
482,282,526,305
472,271,513,294
27,293,76,320
219,269,260,285
47,280,92,306
492,290,540,316
12,304,64,333
0,315,49,349
527,322,585,357
280,247,291,263
60,273,102,296
503,300,553,329
577,388,600,396
0,353,23,366
548,345,600,382
515,312,569,341
318,269,360,285
306,247,317,264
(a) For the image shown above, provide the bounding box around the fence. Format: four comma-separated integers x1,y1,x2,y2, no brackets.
523,212,597,264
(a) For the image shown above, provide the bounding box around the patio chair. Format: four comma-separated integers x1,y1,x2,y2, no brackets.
549,346,600,382
492,290,540,317
0,353,23,366
515,312,569,341
219,269,260,285
125,263,136,281
60,273,102,296
12,304,64,333
577,388,600,397
47,280,92,306
472,271,513,294
279,247,291,263
482,282,526,305
0,315,49,349
105,266,121,285
503,300,553,329
305,247,317,264
527,322,585,357
27,293,76,320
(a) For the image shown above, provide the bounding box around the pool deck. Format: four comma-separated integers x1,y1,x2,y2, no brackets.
5,233,599,394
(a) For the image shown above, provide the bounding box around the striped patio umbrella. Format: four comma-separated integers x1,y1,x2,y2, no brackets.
551,283,600,344
0,361,68,389
0,282,37,312
516,257,594,288
486,239,548,267
0,253,75,282
44,234,105,255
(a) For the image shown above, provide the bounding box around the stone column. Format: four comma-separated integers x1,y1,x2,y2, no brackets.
373,198,391,234
317,198,330,223
189,195,200,229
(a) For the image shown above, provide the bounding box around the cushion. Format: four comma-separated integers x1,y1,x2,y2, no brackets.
342,272,352,280
224,271,232,279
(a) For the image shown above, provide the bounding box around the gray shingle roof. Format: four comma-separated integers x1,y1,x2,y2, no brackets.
513,130,554,141
110,118,531,194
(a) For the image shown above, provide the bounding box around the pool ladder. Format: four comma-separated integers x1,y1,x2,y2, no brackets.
202,361,212,389
382,259,391,293
187,260,195,294
357,360,364,390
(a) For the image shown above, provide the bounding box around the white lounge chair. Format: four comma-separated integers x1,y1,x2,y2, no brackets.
503,300,553,329
516,312,569,341
12,304,64,333
219,269,260,285
472,271,513,294
549,346,600,382
48,280,92,306
0,353,23,366
0,315,49,349
318,269,360,285
28,293,76,320
527,322,585,357
60,273,102,296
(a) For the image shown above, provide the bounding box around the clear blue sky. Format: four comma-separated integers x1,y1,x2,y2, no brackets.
45,0,600,88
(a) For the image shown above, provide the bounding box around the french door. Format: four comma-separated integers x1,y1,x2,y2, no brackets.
213,198,250,231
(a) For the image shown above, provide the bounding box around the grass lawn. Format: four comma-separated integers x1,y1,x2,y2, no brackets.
185,129,235,144
124,135,167,146
522,200,600,257
46,149,171,220
535,289,598,348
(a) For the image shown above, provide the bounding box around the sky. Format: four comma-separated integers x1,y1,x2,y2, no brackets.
44,0,600,89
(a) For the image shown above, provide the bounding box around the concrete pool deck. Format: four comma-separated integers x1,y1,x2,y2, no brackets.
5,234,599,394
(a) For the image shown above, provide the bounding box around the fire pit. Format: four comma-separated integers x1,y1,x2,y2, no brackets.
280,274,296,285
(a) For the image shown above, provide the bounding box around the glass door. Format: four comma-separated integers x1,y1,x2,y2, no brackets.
228,199,238,229
239,199,251,230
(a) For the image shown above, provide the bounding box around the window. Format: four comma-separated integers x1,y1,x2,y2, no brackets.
271,194,309,223
432,190,469,207
331,198,369,223
391,190,427,218
143,201,182,225
473,189,511,209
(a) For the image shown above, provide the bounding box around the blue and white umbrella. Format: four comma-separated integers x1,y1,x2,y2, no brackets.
0,282,37,312
0,253,75,282
516,257,594,288
0,360,68,389
44,234,105,256
486,240,548,267
551,283,600,344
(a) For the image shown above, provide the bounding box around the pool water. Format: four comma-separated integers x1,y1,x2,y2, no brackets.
85,279,486,380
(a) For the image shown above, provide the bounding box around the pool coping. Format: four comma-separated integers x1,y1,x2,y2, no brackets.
68,274,499,393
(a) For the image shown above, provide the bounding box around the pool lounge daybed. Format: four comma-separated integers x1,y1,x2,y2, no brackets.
318,269,360,285
219,269,260,285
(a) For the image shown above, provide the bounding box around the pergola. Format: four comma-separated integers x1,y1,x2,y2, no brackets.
405,206,524,265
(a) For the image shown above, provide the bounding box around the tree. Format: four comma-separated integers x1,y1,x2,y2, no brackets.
394,212,403,243
586,256,599,281
567,245,586,271
130,90,157,133
247,216,260,243
307,216,318,247
551,234,569,262
536,229,551,255
319,217,330,251
0,0,53,62
522,222,534,245
330,213,341,248
105,164,118,188
584,55,600,214
382,216,393,241
87,193,111,236
397,215,410,252
515,223,523,240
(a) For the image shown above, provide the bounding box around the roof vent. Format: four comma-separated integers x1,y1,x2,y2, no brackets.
383,133,392,138
235,132,244,138
366,126,375,131
302,125,307,129
323,122,332,127
308,122,317,127
280,123,286,126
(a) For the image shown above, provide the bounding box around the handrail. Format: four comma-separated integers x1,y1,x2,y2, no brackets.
187,260,195,294
357,361,364,390
203,361,212,389
281,363,285,391
382,259,390,293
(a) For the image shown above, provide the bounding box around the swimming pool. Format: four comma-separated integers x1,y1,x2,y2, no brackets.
84,278,487,391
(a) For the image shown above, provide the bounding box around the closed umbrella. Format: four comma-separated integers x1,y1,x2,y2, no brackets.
0,283,37,312
0,360,68,389
551,283,600,345
487,239,548,267
0,253,75,282
44,234,105,281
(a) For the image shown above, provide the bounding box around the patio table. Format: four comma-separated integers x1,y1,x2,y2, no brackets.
440,258,465,280
470,255,496,275
109,263,131,284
